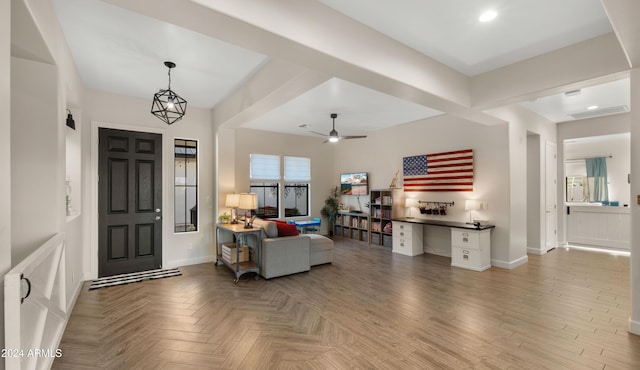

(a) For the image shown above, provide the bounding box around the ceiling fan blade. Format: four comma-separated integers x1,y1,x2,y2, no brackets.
340,135,367,140
310,130,328,137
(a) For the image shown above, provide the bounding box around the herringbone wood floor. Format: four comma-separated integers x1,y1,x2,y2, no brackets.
54,238,640,369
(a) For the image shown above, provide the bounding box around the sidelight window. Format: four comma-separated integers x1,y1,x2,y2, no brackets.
174,139,198,232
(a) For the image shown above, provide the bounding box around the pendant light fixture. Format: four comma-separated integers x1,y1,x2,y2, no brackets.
151,61,187,125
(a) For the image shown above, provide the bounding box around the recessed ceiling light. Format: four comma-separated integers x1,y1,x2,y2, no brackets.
586,105,599,110
479,10,497,22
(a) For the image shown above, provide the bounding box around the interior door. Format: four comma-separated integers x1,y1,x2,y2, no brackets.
99,128,163,277
545,141,558,250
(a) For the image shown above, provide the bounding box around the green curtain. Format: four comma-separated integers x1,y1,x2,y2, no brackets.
585,157,608,202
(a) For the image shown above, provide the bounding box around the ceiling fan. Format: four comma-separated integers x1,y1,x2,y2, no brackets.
311,113,367,143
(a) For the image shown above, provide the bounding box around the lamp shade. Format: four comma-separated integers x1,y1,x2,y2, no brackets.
238,193,257,210
405,198,419,208
465,199,480,211
225,193,240,208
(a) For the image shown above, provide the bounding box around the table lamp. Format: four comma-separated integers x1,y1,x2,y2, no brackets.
225,193,240,224
465,199,480,224
405,198,419,218
239,193,258,229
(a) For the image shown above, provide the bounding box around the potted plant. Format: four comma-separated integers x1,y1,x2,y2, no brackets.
320,186,340,235
218,212,231,224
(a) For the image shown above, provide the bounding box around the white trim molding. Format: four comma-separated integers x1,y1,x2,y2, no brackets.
491,255,529,269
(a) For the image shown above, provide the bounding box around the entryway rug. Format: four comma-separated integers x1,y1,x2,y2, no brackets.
89,268,181,290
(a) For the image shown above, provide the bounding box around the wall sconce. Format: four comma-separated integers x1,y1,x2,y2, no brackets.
151,61,187,125
225,193,240,224
465,199,480,224
238,193,258,229
405,198,419,218
66,109,75,130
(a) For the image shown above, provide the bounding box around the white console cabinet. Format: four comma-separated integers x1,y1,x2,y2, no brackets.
451,228,491,271
392,221,424,256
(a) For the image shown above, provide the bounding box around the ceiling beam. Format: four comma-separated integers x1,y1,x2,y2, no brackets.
212,58,331,129
471,33,629,110
601,0,640,68
102,0,505,126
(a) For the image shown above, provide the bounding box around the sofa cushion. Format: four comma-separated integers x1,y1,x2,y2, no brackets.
274,221,299,237
308,234,333,251
253,218,278,238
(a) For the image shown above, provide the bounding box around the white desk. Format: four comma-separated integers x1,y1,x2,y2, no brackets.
392,218,494,271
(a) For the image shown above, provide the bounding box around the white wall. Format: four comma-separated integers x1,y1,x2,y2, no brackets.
527,134,541,252
1,0,11,366
629,69,640,335
487,104,557,264
332,115,512,262
230,128,335,233
556,113,630,244
86,90,216,275
10,57,60,264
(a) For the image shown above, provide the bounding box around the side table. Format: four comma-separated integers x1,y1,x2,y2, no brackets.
216,223,262,283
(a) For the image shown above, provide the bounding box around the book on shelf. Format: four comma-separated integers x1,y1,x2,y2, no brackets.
360,219,368,229
371,221,381,232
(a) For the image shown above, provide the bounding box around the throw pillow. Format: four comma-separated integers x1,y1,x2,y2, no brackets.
274,221,299,237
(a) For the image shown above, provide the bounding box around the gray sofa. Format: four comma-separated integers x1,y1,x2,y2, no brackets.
253,218,333,279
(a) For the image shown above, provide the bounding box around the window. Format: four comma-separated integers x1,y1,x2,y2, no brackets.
174,139,198,232
249,154,311,219
250,154,280,219
284,156,310,217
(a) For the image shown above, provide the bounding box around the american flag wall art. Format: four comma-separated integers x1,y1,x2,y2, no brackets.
403,149,474,192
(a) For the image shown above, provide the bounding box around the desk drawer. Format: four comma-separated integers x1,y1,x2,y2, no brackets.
451,246,481,269
451,230,480,250
394,222,414,242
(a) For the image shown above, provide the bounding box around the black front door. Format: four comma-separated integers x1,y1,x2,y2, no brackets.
98,128,163,277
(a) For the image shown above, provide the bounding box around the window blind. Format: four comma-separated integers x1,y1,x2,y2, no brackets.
284,156,310,182
250,154,280,180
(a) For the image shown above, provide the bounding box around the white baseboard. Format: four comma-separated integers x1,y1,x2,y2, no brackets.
629,318,640,336
166,255,215,269
527,247,548,255
66,278,84,314
491,255,528,269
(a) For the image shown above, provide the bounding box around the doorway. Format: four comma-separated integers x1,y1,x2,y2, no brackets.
98,128,163,277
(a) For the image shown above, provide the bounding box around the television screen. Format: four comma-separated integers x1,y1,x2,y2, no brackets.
340,172,368,195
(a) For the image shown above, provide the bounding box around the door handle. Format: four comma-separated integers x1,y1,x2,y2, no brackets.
155,216,162,221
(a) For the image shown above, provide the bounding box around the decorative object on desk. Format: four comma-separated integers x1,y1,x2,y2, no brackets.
320,186,340,235
239,193,258,229
225,193,240,224
405,198,419,218
65,109,75,130
417,200,453,216
151,61,187,125
311,113,367,143
403,149,474,192
465,199,480,223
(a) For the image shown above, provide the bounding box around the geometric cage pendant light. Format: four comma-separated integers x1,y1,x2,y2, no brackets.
151,61,187,125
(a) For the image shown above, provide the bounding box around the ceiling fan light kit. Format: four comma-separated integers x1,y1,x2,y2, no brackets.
151,61,188,125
